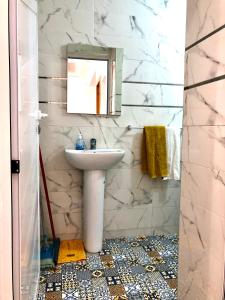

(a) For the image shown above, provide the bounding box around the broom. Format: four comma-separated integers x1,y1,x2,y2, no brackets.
39,147,60,269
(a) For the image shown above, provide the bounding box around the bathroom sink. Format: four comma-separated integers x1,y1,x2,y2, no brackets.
65,148,125,170
64,148,125,253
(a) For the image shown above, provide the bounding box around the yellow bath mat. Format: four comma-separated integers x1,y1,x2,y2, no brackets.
57,240,86,264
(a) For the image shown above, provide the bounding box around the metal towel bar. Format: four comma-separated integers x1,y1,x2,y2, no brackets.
127,125,182,130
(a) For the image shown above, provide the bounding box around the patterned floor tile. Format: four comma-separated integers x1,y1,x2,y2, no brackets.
91,269,105,278
109,285,126,297
45,291,62,300
38,234,178,300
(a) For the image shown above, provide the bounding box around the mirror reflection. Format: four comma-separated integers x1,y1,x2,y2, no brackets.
67,44,123,115
67,58,108,114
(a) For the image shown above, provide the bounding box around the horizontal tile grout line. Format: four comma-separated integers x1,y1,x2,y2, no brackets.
122,104,183,108
39,101,67,104
184,74,225,90
185,24,225,51
181,160,225,172
183,124,225,127
38,76,184,86
39,76,67,80
39,101,183,108
122,81,184,86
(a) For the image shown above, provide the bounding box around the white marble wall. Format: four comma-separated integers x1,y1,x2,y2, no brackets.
178,1,225,299
38,0,186,240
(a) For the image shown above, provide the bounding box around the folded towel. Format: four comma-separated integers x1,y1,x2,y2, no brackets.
163,127,181,180
142,126,168,178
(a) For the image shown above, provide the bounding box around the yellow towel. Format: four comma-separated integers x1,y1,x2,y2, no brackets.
142,126,168,178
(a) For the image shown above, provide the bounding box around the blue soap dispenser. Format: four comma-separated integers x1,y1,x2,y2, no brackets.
75,133,85,150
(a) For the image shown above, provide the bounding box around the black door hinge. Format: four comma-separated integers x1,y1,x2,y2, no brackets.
11,160,20,174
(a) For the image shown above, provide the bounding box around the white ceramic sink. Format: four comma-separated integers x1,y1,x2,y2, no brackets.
65,148,125,170
64,148,125,253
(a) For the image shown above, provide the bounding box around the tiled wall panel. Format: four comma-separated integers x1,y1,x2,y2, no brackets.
185,29,225,87
178,1,225,299
186,0,225,47
38,0,186,239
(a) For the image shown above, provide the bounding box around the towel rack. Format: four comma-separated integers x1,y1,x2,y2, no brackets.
127,125,140,130
127,125,182,130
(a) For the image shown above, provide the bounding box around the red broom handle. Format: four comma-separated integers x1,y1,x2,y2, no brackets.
39,146,56,240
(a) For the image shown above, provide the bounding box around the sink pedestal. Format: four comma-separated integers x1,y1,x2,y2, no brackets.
65,148,125,253
83,170,105,253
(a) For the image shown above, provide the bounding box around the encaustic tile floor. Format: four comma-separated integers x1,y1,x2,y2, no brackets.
37,234,178,300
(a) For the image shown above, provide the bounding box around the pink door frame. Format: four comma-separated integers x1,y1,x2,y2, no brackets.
9,0,20,298
0,1,13,299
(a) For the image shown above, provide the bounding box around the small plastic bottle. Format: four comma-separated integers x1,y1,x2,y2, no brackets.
75,133,85,150
90,138,96,150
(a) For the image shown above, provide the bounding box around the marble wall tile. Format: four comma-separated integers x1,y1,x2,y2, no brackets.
106,173,180,207
180,1,225,298
93,33,177,62
94,30,184,84
39,54,66,78
38,0,94,77
105,225,178,238
186,0,225,47
94,0,167,20
123,58,184,84
39,0,184,238
38,34,94,77
185,29,225,87
93,0,186,84
39,79,184,107
183,80,225,126
123,83,184,106
152,207,179,228
40,121,182,235
152,226,179,235
38,0,186,82
41,195,82,239
38,0,94,37
47,190,82,214
105,187,157,211
178,196,225,299
40,104,99,128
40,103,183,129
104,186,170,211
45,170,82,191
39,79,67,103
181,162,225,218
137,174,180,189
104,189,134,211
180,194,225,264
178,269,208,300
40,169,83,213
103,227,153,239
39,29,184,82
152,186,180,208
40,124,143,170
106,168,144,190
104,206,152,231
53,212,82,238
39,40,184,82
94,0,186,43
182,125,225,171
